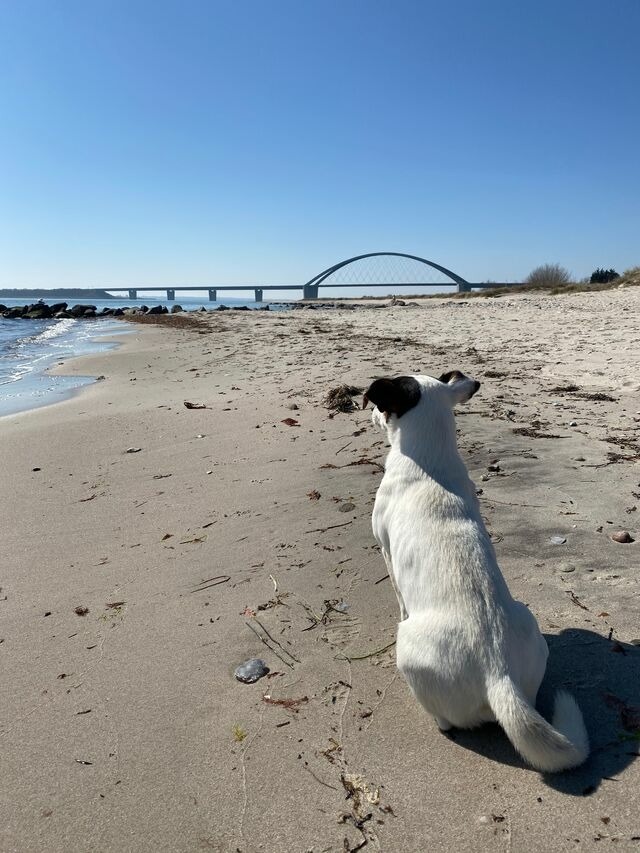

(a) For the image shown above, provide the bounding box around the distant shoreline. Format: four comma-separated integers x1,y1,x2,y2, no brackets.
0,288,115,299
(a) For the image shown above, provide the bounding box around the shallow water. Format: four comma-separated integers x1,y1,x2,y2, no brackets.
0,317,125,417
0,294,271,418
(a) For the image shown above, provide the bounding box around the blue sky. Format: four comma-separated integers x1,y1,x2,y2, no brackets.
0,0,638,290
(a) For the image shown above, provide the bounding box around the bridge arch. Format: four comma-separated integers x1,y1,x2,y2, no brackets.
303,252,469,298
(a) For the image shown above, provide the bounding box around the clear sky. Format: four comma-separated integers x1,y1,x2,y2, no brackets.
1,0,638,290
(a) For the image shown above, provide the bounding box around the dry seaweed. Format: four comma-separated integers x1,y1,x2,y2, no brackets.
323,385,363,412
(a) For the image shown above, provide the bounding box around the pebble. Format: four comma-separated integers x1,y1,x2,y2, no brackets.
550,535,567,545
612,530,634,543
339,502,356,512
559,564,576,573
569,421,578,427
234,659,270,684
487,463,501,472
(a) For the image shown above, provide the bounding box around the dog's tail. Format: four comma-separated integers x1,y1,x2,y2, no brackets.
488,677,589,772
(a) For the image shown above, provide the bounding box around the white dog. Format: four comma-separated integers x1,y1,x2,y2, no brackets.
364,371,589,772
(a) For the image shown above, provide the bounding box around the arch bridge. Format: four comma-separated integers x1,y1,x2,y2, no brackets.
300,252,469,298
110,254,514,301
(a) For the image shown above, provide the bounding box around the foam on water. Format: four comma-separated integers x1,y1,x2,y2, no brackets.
0,317,126,417
0,294,283,418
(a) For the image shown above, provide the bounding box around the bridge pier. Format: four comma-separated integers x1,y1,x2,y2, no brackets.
208,289,217,302
302,283,319,299
254,288,263,302
128,289,137,300
457,282,471,293
167,289,175,301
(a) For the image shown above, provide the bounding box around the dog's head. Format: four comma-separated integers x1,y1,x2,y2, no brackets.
363,370,480,431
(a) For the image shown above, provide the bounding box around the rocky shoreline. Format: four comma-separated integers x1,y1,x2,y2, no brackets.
1,296,423,320
0,301,273,320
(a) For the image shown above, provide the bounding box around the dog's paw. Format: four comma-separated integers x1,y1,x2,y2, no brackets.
435,717,456,738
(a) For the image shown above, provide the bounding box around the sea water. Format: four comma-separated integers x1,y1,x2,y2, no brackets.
0,294,274,418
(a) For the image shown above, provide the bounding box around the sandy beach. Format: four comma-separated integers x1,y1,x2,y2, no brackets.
2,289,640,852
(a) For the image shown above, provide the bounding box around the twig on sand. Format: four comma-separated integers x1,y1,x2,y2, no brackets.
244,619,299,668
480,497,546,509
299,599,349,631
336,442,352,455
253,617,300,663
190,575,230,593
245,620,295,669
374,574,389,585
337,640,396,662
302,764,340,791
566,590,589,611
305,520,354,534
269,574,278,593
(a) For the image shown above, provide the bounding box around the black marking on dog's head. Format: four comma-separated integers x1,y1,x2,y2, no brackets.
439,370,465,384
439,369,481,400
363,376,421,419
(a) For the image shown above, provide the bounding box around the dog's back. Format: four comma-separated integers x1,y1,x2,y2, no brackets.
365,371,589,772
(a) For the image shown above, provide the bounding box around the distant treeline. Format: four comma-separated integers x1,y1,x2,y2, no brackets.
0,289,116,299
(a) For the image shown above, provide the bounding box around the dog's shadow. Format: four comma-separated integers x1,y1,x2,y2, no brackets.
448,629,640,795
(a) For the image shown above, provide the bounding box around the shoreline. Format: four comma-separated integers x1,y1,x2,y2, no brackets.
2,289,640,851
0,321,136,421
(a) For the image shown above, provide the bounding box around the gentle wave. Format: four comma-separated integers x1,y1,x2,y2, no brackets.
0,317,124,416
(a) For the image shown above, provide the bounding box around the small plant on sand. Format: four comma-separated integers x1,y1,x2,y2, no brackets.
525,263,572,288
232,724,248,743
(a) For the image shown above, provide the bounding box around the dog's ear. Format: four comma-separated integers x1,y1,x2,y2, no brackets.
438,370,481,404
363,376,421,418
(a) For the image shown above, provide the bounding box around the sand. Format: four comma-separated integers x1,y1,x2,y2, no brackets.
1,288,640,852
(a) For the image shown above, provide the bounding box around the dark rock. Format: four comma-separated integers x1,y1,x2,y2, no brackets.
171,305,183,313
216,305,229,311
234,658,270,684
69,304,97,318
112,308,124,316
25,307,52,320
147,305,166,315
49,302,68,313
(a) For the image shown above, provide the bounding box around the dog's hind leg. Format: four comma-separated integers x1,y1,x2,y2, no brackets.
435,716,453,732
381,547,408,620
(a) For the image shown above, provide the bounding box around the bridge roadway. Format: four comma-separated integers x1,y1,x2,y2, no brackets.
110,282,518,302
